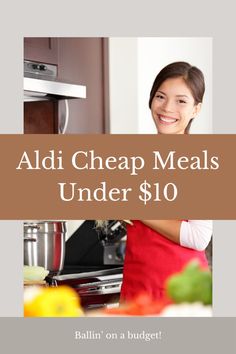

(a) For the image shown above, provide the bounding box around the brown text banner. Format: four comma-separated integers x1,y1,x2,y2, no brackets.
0,134,235,219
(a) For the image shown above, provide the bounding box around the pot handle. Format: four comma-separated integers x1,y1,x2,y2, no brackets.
24,237,37,242
24,224,40,240
24,224,40,230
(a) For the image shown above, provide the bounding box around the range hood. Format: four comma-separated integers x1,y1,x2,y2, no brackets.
24,60,86,102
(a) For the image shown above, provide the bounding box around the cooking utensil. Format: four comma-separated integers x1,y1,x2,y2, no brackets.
24,221,66,272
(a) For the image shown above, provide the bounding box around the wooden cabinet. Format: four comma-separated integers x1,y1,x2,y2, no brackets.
24,101,58,134
24,38,108,134
57,38,107,133
24,37,58,65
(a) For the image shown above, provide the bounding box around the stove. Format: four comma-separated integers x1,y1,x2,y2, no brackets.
45,220,126,310
46,266,123,310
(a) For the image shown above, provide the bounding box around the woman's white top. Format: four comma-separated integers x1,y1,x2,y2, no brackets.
180,220,212,251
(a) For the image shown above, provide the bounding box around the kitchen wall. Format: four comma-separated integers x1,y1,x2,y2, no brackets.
108,38,138,133
108,37,212,134
66,220,85,241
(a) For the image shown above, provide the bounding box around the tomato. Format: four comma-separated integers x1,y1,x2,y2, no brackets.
104,292,167,316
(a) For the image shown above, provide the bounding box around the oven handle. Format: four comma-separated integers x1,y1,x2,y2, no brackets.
76,281,122,296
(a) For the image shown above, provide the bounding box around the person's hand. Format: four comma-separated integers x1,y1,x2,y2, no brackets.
123,220,133,225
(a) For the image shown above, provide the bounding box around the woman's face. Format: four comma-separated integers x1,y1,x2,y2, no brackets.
150,77,201,134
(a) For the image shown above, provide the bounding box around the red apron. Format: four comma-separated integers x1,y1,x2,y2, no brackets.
120,220,208,302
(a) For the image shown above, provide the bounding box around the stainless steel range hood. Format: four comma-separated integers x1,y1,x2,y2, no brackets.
24,60,86,102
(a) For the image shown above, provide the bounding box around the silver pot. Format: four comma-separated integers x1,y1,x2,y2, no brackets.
24,221,66,272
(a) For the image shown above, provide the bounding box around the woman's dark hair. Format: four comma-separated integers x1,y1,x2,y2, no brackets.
149,62,205,133
149,61,205,107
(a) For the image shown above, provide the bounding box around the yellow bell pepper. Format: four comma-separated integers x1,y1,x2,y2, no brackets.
24,285,83,317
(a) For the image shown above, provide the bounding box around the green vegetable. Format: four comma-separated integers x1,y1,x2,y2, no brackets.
166,260,212,305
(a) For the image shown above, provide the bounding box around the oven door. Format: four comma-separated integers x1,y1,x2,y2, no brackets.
49,268,123,310
75,278,122,310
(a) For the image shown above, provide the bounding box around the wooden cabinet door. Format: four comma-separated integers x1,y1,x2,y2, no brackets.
24,38,58,65
24,101,58,134
57,38,108,133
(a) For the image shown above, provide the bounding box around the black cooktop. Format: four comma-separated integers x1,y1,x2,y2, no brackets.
48,264,123,277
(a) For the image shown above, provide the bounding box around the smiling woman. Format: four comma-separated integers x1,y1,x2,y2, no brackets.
149,62,205,134
120,62,212,304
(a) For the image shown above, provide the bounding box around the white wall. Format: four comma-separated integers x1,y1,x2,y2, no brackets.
109,37,212,134
66,220,85,240
108,38,138,133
